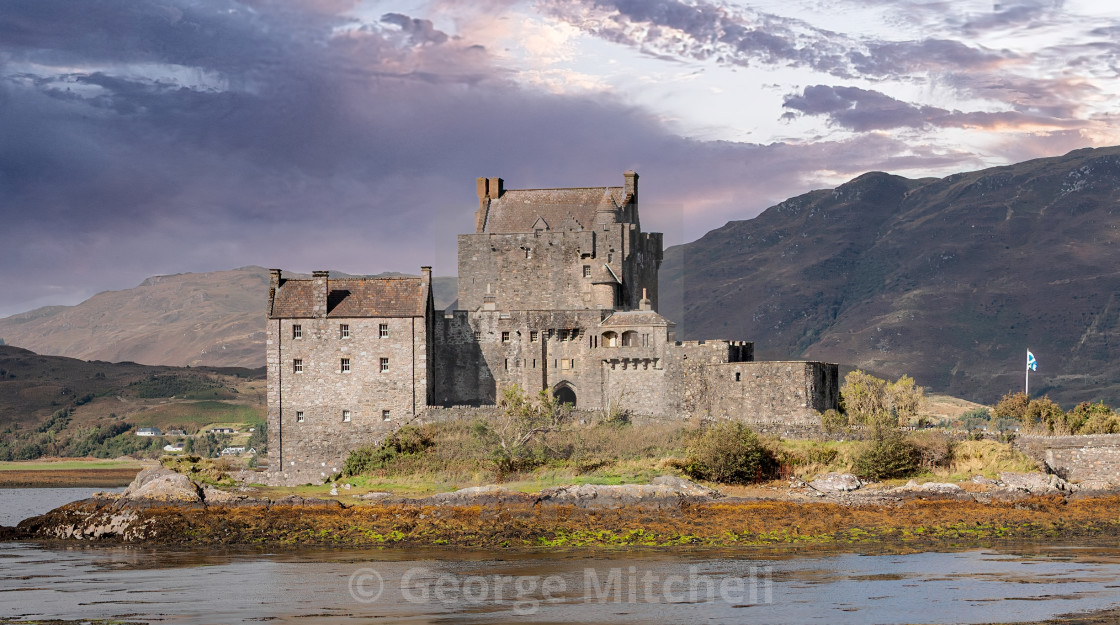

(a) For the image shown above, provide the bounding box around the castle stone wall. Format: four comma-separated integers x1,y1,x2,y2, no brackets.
1016,434,1120,483
704,361,839,425
266,315,428,485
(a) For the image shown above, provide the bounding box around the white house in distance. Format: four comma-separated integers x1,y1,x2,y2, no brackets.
136,427,162,437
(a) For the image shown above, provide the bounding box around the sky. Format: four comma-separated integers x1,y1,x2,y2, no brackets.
1,0,1118,317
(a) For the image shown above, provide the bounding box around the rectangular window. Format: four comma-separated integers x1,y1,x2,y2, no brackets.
342,410,351,422
380,357,389,372
530,331,538,342
293,359,303,373
735,372,742,382
379,323,388,338
473,331,481,341
382,410,391,421
504,358,508,370
501,331,510,343
532,359,536,369
340,358,351,373
558,329,568,341
340,324,350,339
292,324,302,339
583,265,591,277
296,411,305,423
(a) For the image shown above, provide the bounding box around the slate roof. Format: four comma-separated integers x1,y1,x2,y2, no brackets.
483,187,629,233
270,277,427,318
599,310,674,327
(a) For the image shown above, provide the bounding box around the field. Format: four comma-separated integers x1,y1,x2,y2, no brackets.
0,457,146,487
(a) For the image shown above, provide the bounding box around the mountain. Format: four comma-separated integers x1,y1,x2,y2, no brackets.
660,146,1120,406
0,267,458,368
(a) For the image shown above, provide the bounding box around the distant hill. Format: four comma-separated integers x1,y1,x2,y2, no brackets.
0,267,458,368
660,146,1120,407
0,344,266,460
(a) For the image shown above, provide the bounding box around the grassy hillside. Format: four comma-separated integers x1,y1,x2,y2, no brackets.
0,345,264,460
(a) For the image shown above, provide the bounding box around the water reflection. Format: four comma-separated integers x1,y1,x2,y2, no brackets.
1,543,1119,624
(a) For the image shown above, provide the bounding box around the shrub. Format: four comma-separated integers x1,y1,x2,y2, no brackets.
853,433,920,480
682,422,776,484
908,430,955,470
820,409,849,434
342,426,433,477
1069,402,1120,434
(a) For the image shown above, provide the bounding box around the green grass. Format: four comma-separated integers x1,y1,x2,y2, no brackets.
0,458,145,471
129,401,263,429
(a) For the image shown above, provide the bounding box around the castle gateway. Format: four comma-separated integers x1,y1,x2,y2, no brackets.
267,172,838,483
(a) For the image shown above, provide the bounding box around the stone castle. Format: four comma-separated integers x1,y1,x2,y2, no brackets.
266,172,838,484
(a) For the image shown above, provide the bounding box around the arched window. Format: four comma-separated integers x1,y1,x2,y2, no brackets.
621,331,639,347
602,331,618,347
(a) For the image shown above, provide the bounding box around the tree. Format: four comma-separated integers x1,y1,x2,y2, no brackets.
841,370,926,427
474,385,570,476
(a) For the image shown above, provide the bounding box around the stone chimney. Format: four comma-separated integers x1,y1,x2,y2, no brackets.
269,268,283,290
312,270,329,318
488,177,503,199
420,266,432,285
639,288,652,311
624,170,638,199
475,178,492,233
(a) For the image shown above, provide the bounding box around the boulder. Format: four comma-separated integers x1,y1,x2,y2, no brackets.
358,491,392,501
650,475,724,498
999,472,1075,495
423,485,531,506
201,485,242,503
537,483,705,509
121,467,202,503
970,475,1000,486
917,482,963,494
808,473,862,493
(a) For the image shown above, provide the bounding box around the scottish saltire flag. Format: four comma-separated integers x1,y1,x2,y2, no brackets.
1027,350,1037,371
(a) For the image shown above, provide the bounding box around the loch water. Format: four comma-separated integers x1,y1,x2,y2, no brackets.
3,488,1120,624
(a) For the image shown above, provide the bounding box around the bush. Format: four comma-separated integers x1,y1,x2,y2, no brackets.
342,426,433,476
853,433,920,480
682,422,776,484
908,430,955,470
820,409,849,434
1069,402,1120,434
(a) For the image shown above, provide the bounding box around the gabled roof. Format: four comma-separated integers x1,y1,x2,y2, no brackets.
482,187,628,233
599,310,674,328
270,277,427,319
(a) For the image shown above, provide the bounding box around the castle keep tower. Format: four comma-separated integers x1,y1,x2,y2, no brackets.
459,171,661,312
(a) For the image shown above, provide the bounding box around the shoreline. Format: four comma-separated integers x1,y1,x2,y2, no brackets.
8,491,1120,550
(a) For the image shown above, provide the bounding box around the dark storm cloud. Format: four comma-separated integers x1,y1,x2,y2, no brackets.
782,85,1084,132
1,0,970,317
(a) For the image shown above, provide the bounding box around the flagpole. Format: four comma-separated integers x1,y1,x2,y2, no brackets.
1025,348,1029,396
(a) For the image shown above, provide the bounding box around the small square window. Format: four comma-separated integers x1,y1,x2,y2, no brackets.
292,324,302,339
340,324,350,339
296,411,305,423
501,331,510,343
735,372,741,382
558,329,568,341
583,265,591,277
293,359,303,373
382,410,391,421
340,358,351,373
342,410,351,422
380,357,389,372
379,323,388,338
473,331,481,341
530,331,538,342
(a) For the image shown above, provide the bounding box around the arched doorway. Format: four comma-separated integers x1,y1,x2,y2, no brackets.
553,383,577,407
